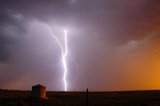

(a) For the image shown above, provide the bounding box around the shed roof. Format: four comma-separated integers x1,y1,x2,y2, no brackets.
32,84,46,88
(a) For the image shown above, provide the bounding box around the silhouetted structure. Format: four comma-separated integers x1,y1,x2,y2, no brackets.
86,88,89,106
32,84,46,99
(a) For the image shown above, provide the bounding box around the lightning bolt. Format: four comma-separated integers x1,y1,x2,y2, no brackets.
63,30,68,91
45,25,68,91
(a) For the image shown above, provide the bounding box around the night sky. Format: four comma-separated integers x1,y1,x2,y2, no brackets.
0,0,160,91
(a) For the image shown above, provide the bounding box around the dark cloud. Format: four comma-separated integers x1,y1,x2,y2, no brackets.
1,0,160,43
0,36,9,62
73,0,160,45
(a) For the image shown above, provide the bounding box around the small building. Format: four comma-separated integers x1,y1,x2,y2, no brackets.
32,84,47,99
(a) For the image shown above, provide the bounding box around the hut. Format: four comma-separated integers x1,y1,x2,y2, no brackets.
32,84,47,99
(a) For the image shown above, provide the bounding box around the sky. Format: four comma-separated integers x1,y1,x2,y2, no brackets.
0,0,160,91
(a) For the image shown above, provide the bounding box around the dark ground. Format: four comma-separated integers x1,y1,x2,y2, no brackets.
1,89,160,106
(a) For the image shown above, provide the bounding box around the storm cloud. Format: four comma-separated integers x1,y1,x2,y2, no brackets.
0,0,160,91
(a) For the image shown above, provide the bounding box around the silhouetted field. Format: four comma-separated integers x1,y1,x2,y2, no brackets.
1,89,160,106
